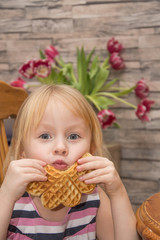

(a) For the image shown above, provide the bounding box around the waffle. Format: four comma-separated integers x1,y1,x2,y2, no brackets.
27,153,96,209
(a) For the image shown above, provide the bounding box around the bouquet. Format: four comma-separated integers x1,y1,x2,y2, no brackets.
11,37,155,129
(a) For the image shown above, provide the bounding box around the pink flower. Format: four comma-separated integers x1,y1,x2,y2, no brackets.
34,59,51,78
97,109,116,129
19,60,36,79
10,77,26,89
45,45,59,63
109,52,125,70
135,78,150,99
107,37,123,54
136,99,155,121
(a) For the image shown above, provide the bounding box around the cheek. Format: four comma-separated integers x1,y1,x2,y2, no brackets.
21,142,38,158
75,142,91,157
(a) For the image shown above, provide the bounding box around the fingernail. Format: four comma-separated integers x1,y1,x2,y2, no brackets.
42,162,47,166
79,176,83,181
77,166,81,171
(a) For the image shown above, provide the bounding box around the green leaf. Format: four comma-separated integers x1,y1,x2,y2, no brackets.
94,95,115,109
39,49,46,59
77,47,88,94
112,122,120,128
113,86,136,97
97,91,137,109
102,78,119,91
101,55,110,68
86,48,95,66
85,95,101,111
89,56,99,80
68,64,77,83
91,68,109,95
56,72,68,84
86,94,115,110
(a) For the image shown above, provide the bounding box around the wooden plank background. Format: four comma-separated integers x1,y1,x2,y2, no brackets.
0,0,160,211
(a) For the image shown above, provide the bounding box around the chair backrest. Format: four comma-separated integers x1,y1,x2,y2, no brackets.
0,80,28,185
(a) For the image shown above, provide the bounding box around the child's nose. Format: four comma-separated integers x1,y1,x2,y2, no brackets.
54,148,67,155
53,139,68,155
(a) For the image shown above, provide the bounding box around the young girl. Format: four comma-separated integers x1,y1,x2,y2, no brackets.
0,84,140,240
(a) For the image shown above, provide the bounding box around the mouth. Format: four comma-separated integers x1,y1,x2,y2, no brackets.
53,160,68,171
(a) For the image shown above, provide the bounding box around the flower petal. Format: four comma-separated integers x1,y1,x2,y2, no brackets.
97,109,116,128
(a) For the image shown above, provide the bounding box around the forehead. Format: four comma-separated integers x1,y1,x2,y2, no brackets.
43,97,83,121
48,95,86,119
29,90,91,134
34,98,91,136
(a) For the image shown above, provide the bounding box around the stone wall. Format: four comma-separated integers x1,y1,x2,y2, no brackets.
0,0,160,211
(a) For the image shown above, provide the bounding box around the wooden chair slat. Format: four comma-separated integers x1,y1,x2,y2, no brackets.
0,120,8,183
0,80,28,185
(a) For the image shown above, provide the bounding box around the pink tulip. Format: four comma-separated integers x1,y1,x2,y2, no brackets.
10,77,26,89
135,78,150,99
107,37,123,54
97,109,116,128
136,99,155,121
19,60,36,79
109,52,125,70
45,45,59,63
34,59,51,78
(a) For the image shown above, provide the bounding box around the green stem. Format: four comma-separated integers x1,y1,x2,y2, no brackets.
96,92,137,109
107,87,132,91
53,65,62,72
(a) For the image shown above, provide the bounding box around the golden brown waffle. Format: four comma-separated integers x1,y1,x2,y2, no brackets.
27,153,96,209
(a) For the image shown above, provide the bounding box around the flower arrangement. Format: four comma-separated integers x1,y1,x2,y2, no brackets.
11,37,155,129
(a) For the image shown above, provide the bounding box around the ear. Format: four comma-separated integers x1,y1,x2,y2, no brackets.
19,144,26,158
20,151,26,158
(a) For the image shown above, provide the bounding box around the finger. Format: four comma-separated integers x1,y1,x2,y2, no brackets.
20,166,47,176
79,168,108,181
82,172,114,185
77,159,113,172
78,156,95,164
25,173,47,184
12,159,47,174
17,159,47,167
78,155,111,166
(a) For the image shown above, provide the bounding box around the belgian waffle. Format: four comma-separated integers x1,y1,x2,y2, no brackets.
27,153,96,209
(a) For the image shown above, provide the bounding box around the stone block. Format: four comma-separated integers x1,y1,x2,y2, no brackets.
32,19,73,33
6,39,51,51
26,6,72,19
0,20,31,33
121,159,160,180
122,178,158,205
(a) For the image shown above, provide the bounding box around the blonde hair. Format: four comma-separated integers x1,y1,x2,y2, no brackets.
4,84,104,173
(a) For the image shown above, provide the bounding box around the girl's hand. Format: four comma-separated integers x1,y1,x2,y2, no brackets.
1,159,47,203
77,155,123,197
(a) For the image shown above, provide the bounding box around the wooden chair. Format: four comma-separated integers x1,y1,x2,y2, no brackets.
0,80,28,185
136,192,160,240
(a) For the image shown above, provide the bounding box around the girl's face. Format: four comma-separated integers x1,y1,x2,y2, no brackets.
21,98,92,170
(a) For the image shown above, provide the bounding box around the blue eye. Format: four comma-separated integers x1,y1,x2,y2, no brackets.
39,133,51,140
68,133,80,140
